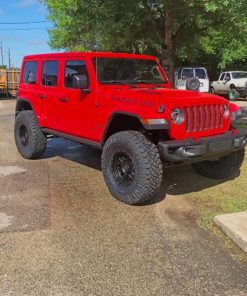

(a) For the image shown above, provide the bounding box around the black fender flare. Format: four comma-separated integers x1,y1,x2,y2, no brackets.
101,111,169,146
15,98,33,116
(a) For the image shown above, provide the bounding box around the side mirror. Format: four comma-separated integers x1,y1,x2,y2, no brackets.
72,74,89,89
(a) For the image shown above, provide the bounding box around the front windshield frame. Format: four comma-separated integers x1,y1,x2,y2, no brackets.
231,72,247,79
92,57,167,85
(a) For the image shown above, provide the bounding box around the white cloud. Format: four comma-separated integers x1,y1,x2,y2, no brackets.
18,0,40,7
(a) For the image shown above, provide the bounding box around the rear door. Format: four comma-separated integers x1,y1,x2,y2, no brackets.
37,59,61,129
215,73,226,93
176,68,193,90
221,72,231,93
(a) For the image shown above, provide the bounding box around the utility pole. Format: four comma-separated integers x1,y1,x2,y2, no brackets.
8,49,11,70
0,42,3,68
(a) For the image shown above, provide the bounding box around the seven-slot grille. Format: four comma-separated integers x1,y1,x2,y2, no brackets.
184,104,224,133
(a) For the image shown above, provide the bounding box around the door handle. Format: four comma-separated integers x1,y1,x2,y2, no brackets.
59,97,69,103
38,94,46,99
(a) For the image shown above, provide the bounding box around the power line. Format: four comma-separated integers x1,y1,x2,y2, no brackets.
0,27,53,31
0,21,50,25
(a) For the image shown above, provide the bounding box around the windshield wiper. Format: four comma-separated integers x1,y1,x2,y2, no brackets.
100,80,137,88
128,80,166,87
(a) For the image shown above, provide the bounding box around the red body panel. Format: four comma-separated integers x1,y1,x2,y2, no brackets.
18,52,232,143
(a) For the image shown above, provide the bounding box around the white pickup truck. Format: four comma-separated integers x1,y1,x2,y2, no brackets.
210,71,247,100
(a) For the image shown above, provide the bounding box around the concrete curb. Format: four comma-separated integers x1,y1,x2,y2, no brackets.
214,212,247,254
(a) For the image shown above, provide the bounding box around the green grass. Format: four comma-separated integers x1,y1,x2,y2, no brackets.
188,160,247,229
186,157,247,261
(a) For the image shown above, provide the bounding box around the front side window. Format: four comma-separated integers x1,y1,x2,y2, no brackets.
42,61,58,86
64,60,88,88
93,58,165,84
219,73,225,81
225,73,231,80
22,61,37,84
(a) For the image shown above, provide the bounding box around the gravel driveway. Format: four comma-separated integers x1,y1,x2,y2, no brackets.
0,99,247,296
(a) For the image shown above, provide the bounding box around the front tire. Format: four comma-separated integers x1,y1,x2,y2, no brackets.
192,149,245,179
229,87,239,101
14,110,47,159
101,131,163,204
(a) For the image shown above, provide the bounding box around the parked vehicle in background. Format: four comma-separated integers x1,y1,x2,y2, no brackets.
14,52,247,205
210,71,247,100
175,67,209,93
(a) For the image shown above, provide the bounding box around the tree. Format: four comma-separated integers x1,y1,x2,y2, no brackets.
43,0,247,83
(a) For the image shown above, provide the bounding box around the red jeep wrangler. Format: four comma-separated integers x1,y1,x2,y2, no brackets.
15,52,247,204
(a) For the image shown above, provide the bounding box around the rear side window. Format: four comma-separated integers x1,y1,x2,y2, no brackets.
22,61,37,84
195,68,207,79
181,68,194,79
64,60,88,88
42,61,58,86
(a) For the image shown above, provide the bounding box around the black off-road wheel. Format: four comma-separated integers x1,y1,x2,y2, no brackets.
101,131,163,204
14,110,47,159
192,149,245,179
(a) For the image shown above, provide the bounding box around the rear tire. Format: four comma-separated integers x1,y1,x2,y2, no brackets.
101,131,163,204
209,87,215,95
192,149,245,179
14,110,47,159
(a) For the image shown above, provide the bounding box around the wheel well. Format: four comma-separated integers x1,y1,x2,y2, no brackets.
229,84,236,89
104,114,142,143
16,100,33,116
103,113,170,145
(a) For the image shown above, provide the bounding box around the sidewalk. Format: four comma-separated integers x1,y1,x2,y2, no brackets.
214,212,247,254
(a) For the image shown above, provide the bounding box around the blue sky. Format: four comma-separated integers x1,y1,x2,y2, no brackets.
0,0,55,68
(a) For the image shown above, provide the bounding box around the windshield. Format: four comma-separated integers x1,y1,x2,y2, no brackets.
232,72,247,79
92,58,166,84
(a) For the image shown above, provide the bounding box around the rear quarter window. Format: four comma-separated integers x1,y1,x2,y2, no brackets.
22,61,37,84
195,68,207,79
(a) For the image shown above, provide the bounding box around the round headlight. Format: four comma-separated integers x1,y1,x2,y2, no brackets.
223,104,229,118
171,108,184,125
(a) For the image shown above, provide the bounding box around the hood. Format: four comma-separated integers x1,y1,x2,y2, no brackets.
101,86,227,107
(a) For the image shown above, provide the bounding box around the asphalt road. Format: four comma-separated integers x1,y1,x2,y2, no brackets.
0,99,247,296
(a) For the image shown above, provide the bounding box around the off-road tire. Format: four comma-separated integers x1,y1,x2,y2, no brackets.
192,149,245,179
14,110,47,159
101,131,163,204
228,87,239,101
186,78,200,91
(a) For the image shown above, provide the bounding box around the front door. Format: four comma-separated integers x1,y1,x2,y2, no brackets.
57,59,96,140
216,73,226,93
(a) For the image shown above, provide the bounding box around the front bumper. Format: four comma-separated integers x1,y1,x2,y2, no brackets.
238,87,247,97
158,129,247,164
